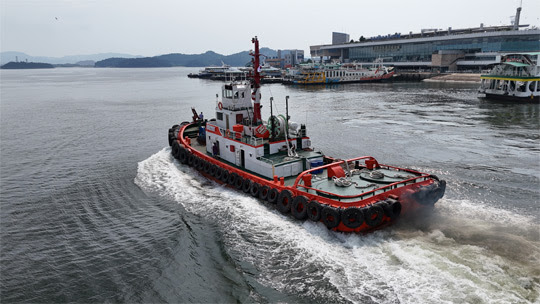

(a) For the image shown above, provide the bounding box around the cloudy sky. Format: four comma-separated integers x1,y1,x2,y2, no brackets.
1,0,538,57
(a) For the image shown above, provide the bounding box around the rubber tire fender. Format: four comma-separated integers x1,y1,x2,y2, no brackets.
342,207,364,229
192,157,200,168
267,188,279,204
209,164,217,176
291,195,309,220
276,189,294,214
364,205,384,227
203,161,211,174
242,178,252,193
321,206,341,229
221,170,230,183
235,175,244,190
228,172,237,186
171,141,180,159
382,199,401,221
178,148,188,164
307,200,322,222
214,167,222,179
187,153,194,166
197,159,206,171
250,183,261,197
259,185,270,201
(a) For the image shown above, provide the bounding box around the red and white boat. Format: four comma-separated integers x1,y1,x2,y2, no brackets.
168,37,445,233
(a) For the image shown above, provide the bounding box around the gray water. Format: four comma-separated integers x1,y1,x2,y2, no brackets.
1,67,539,303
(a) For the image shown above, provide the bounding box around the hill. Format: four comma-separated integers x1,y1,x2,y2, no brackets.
1,62,54,69
0,52,142,65
95,48,278,68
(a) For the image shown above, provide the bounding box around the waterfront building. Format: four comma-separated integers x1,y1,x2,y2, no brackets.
310,7,539,72
266,49,305,69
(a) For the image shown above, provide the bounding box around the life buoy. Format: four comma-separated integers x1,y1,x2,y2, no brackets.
218,102,223,110
291,196,309,220
342,207,364,229
251,91,261,101
322,206,341,229
250,183,261,197
259,185,270,201
364,205,384,227
242,178,252,193
276,189,294,214
307,200,322,222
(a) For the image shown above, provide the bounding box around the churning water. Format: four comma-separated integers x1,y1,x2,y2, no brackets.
1,67,539,303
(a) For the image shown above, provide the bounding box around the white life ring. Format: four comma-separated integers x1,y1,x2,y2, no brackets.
218,102,223,110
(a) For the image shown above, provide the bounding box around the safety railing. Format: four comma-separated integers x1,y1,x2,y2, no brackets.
292,156,431,201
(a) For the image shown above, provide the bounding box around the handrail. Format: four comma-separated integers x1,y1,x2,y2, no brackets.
292,156,375,187
292,155,431,200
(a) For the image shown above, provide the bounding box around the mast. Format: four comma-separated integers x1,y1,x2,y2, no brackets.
250,36,262,125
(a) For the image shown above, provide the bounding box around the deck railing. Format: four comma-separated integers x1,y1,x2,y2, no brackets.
292,156,431,201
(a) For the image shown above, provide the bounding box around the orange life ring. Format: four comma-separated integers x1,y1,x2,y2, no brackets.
218,102,223,110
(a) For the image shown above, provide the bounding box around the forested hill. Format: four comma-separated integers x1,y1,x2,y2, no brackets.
95,48,277,68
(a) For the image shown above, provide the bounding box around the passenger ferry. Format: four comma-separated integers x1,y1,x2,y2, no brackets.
169,37,445,233
478,52,540,102
283,61,394,85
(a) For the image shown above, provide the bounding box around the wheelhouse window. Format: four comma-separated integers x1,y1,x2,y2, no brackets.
217,112,223,120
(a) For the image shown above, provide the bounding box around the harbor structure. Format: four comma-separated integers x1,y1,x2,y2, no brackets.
310,6,539,72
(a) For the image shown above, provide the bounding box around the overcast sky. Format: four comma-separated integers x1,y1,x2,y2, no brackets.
1,0,539,57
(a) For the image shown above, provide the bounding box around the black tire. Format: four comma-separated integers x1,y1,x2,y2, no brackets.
187,154,194,166
235,175,244,190
268,188,279,204
197,159,205,171
382,199,402,221
364,205,384,227
221,170,230,183
168,131,174,146
209,164,217,176
321,206,341,229
342,207,364,229
192,157,200,168
203,161,211,174
242,178,252,193
228,172,237,186
250,183,261,197
214,167,223,179
307,200,322,222
276,189,294,214
291,196,309,220
259,186,270,201
178,148,188,164
171,141,180,159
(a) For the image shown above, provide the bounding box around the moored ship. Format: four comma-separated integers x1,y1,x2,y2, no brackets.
169,37,445,233
478,52,540,102
283,61,394,85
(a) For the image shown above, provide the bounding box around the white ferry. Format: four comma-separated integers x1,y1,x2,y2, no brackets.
283,61,394,85
478,52,540,102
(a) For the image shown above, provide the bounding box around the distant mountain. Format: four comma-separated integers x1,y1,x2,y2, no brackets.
0,52,142,65
96,48,278,68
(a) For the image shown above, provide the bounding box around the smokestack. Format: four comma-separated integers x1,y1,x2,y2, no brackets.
514,5,522,30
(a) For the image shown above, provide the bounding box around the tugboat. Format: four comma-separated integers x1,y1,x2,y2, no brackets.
478,52,539,102
168,37,446,233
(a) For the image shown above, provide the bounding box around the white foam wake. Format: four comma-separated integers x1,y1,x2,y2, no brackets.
135,148,540,304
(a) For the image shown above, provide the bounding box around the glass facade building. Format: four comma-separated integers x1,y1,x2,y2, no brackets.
313,29,540,70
